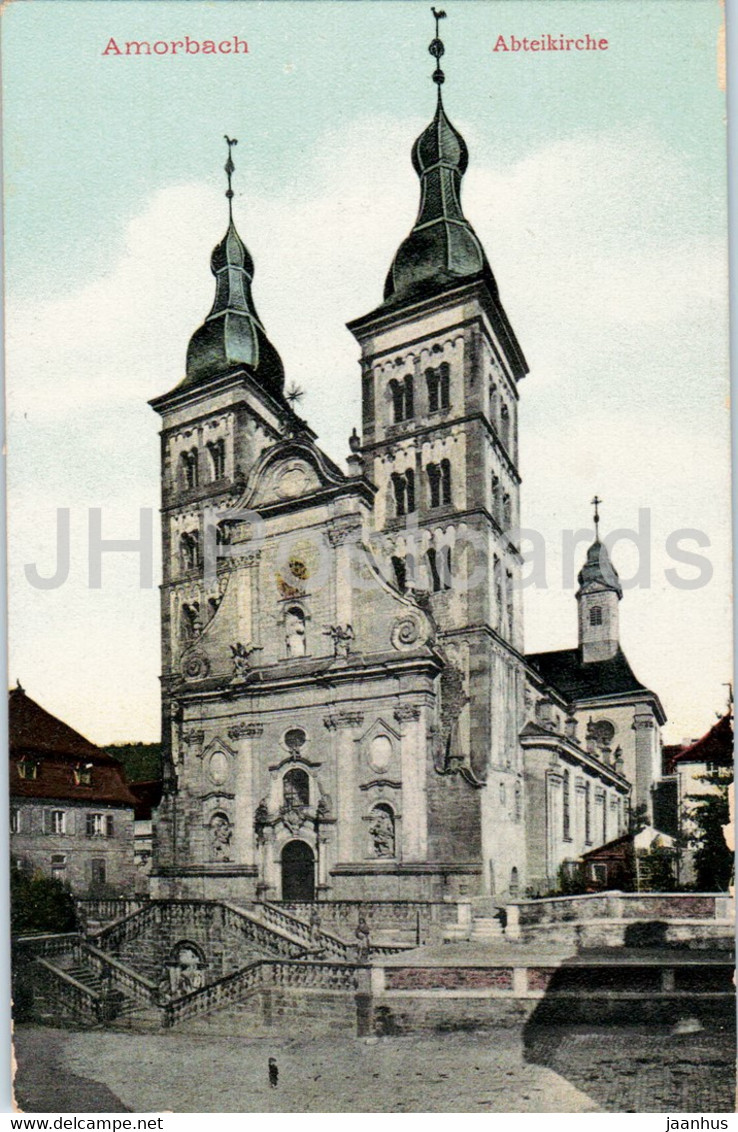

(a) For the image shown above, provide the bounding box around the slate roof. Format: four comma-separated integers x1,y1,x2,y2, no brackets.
128,779,164,821
525,646,648,703
668,712,733,772
9,686,137,806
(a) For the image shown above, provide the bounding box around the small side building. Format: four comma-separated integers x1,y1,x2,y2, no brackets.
9,685,137,896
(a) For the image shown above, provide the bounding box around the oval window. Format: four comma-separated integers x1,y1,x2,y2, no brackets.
369,735,393,771
209,751,228,786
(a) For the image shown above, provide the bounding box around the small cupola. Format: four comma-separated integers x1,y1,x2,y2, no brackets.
576,497,622,664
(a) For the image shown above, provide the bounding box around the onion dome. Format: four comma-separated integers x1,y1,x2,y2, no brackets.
384,13,497,305
577,539,623,599
577,498,623,598
183,137,285,400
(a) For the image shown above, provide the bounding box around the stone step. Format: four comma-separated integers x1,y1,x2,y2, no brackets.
469,917,505,942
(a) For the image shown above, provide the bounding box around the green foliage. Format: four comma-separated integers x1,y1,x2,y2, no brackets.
686,765,734,892
628,803,649,835
104,742,162,783
555,861,588,895
635,846,678,891
11,860,77,935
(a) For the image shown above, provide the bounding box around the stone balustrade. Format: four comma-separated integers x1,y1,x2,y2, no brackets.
83,943,158,1005
34,957,102,1024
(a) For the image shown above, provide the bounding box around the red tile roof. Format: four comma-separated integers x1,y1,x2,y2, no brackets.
668,712,733,773
9,686,137,806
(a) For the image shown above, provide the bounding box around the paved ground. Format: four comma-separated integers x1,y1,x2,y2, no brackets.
12,1023,736,1113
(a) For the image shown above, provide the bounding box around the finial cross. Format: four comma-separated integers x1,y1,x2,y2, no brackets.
429,7,447,86
591,494,602,539
224,135,238,217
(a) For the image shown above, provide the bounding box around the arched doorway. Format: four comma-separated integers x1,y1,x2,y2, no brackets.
281,839,315,901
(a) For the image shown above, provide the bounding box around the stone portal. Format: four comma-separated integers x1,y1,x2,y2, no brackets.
281,839,315,901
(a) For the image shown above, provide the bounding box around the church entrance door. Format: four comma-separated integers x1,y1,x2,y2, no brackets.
281,839,315,901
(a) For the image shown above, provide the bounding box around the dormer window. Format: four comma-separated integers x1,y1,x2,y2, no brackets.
17,760,38,781
73,764,93,787
181,449,199,490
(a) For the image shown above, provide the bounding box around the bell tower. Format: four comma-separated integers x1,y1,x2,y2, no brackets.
576,498,623,664
150,140,310,853
347,11,530,895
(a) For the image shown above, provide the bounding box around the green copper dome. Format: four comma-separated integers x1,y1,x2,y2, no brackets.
184,215,285,398
384,90,497,305
183,140,285,400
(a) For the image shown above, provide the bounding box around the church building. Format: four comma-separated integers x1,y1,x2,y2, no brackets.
149,18,665,902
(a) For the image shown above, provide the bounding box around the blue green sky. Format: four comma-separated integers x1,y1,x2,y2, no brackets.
4,0,730,743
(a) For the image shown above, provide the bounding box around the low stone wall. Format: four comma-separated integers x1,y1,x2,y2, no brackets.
172,988,364,1037
511,891,734,930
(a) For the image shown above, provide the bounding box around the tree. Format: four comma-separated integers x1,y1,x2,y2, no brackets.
686,765,734,892
10,860,77,935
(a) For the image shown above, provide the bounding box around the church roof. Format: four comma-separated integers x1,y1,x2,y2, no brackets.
668,711,733,771
525,646,649,703
9,686,137,806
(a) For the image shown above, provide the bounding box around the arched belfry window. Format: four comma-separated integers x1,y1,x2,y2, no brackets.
590,606,603,627
389,376,414,423
426,364,450,413
283,767,310,808
427,546,451,592
180,531,200,571
207,439,226,480
181,449,199,490
392,469,415,516
427,460,451,508
285,606,306,657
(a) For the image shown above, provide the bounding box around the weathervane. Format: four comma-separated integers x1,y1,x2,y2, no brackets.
591,495,602,541
429,7,447,87
224,135,238,220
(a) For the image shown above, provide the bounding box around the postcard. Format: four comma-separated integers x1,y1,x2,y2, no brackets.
3,0,734,1116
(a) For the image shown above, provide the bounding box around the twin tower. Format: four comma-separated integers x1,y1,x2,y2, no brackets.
148,17,661,902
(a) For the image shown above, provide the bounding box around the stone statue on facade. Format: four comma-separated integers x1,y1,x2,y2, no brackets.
369,808,395,858
210,813,232,860
323,623,354,658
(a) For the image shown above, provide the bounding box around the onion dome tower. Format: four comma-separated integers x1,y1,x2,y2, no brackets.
383,9,499,306
184,137,286,402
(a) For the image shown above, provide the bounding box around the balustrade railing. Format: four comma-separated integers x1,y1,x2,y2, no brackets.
91,902,158,948
257,903,355,960
76,899,145,927
266,961,360,991
162,960,264,1028
82,943,158,1006
220,903,308,959
34,957,102,1025
13,934,81,961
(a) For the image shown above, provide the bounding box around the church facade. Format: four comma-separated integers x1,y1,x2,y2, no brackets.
149,27,665,903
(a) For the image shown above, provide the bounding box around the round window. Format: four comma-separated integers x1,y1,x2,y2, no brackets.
369,735,393,771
